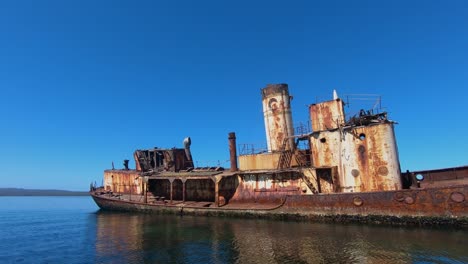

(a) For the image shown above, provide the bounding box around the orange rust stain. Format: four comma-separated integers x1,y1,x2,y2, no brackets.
104,170,141,194
310,100,344,132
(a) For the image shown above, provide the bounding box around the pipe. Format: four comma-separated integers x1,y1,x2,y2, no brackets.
228,132,238,172
183,137,194,168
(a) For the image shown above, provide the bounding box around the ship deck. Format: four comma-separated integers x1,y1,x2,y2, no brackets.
92,191,283,210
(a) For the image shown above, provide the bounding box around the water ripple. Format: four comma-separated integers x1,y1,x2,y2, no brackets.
0,197,467,264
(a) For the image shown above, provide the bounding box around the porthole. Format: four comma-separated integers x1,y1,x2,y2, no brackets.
378,166,389,176
320,138,326,143
351,169,360,177
415,174,424,181
359,133,366,140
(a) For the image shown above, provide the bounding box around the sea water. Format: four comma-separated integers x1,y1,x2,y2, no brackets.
0,196,466,264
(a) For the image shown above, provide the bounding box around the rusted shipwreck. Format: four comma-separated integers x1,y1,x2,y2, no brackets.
90,84,468,227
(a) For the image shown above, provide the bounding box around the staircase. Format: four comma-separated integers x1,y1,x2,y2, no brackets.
294,148,318,194
277,138,293,170
277,138,318,194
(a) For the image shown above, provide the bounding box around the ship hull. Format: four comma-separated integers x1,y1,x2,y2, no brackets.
91,184,468,227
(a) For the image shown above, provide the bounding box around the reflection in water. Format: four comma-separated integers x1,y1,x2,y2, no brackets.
93,212,468,264
94,212,239,263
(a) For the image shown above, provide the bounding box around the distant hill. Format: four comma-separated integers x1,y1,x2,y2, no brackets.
0,188,89,196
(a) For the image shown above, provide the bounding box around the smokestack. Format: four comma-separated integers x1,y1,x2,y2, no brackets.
261,84,295,152
123,159,129,170
183,137,194,168
228,132,238,172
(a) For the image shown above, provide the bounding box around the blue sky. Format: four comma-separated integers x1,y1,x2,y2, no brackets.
0,0,467,191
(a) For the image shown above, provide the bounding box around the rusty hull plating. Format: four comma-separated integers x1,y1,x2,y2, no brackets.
91,84,468,227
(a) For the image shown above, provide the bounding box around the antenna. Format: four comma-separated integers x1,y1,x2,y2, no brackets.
371,96,381,111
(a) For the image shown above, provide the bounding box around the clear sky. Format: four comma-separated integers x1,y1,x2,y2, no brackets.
1,0,467,191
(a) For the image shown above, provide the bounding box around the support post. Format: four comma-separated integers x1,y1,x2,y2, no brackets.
144,182,148,203
182,178,186,202
169,179,174,204
214,180,219,207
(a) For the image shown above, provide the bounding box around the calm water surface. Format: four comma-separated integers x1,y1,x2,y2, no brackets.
0,196,466,263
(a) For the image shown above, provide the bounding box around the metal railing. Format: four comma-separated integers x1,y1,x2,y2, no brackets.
193,159,230,168
294,120,312,135
238,143,268,156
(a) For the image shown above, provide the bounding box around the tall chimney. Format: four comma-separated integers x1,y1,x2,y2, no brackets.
228,132,238,172
261,84,295,152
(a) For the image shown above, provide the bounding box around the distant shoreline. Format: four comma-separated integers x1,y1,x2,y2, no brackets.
0,188,88,196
